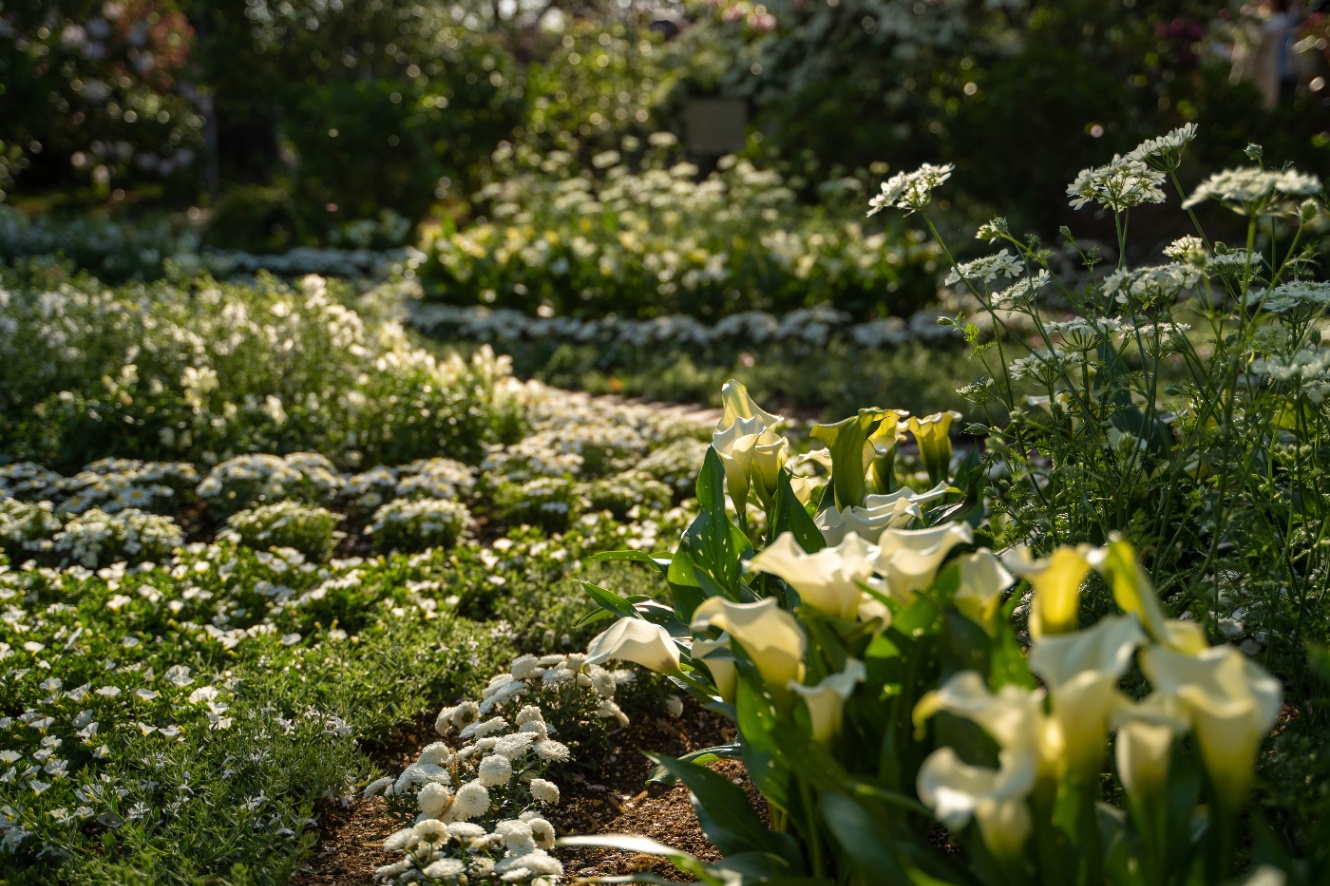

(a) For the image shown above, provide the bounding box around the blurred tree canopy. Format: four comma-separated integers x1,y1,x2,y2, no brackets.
0,0,1325,241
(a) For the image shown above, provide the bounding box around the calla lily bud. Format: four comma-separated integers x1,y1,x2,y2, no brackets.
749,532,878,620
789,659,865,744
1140,644,1282,813
1111,692,1189,801
865,410,910,493
586,618,682,675
908,411,963,485
874,522,973,603
691,597,806,704
953,550,1016,628
691,635,738,703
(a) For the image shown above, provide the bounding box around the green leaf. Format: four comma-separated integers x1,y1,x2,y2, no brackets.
648,742,742,784
767,470,825,554
581,581,639,621
591,549,674,578
811,409,892,510
643,751,801,865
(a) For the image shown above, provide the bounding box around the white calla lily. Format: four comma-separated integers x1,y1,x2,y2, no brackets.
816,482,951,546
691,597,806,703
915,670,1044,860
874,522,973,602
1004,544,1098,638
1110,692,1190,800
691,634,738,704
789,659,866,744
749,532,878,620
1139,644,1282,811
586,618,682,675
952,550,1016,627
1028,615,1146,778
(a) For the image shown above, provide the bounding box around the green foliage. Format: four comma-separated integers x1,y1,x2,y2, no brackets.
412,144,941,321
0,270,515,470
224,501,342,561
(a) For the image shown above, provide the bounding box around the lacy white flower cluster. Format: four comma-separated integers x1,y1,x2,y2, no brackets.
367,500,472,554
51,509,185,569
367,652,633,884
411,151,940,319
197,453,341,514
51,460,199,516
0,499,63,559
222,502,342,562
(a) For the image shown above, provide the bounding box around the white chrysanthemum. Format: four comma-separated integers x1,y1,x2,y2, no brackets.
528,817,556,850
496,819,537,855
447,822,486,840
944,249,1024,286
515,705,545,726
374,859,411,879
533,740,570,763
529,778,560,805
493,732,535,760
450,782,490,820
418,742,453,767
418,782,454,819
478,753,513,787
422,858,466,880
867,163,954,216
510,655,542,681
414,819,450,843
384,826,418,852
1067,155,1166,211
363,776,394,799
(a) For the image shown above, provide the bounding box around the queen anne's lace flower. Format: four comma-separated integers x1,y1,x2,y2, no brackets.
1125,123,1198,172
1183,167,1322,214
944,250,1024,287
867,163,954,216
1067,155,1166,211
1256,280,1330,314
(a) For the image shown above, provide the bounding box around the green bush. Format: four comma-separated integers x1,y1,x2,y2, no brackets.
224,501,342,561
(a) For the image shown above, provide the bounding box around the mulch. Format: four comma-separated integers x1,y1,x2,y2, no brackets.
294,700,763,884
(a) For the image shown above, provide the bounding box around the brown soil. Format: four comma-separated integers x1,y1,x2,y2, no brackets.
294,701,764,884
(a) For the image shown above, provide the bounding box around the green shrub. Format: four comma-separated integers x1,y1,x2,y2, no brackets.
367,499,471,554
224,501,342,562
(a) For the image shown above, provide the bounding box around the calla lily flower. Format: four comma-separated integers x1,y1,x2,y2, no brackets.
1004,544,1096,638
815,482,950,545
713,420,789,513
874,522,973,603
1139,644,1282,811
691,597,806,703
691,634,738,703
720,379,783,431
908,411,963,484
714,380,788,512
1110,692,1189,800
865,409,910,493
1028,615,1146,778
915,671,1044,860
953,550,1016,628
789,659,865,744
586,618,682,675
749,532,878,620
